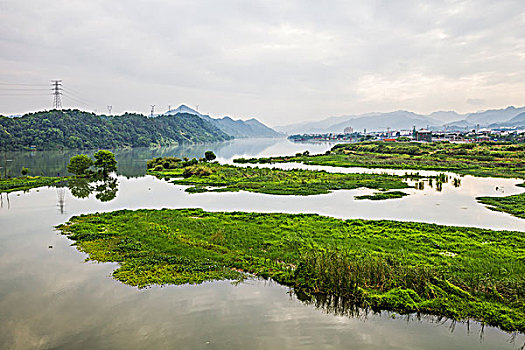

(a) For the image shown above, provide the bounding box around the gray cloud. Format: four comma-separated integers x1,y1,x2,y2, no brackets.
1,0,524,125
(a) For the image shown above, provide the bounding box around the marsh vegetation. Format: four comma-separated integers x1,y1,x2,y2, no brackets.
146,156,411,196
58,208,525,333
234,142,525,179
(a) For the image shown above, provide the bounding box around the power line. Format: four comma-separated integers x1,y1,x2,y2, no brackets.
0,88,49,91
62,93,94,110
0,82,49,86
63,86,98,106
62,90,95,108
0,93,49,96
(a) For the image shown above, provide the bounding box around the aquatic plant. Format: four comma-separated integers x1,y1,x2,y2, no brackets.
58,209,525,332
355,191,408,200
477,183,525,219
147,161,410,196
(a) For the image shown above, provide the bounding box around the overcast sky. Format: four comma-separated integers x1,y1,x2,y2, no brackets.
1,0,524,126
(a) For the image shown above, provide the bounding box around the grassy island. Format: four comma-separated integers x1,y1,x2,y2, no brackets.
477,183,525,219
234,142,525,179
146,158,410,196
58,209,525,332
355,190,408,200
0,175,70,193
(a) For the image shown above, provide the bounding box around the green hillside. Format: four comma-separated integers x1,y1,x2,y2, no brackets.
0,109,232,150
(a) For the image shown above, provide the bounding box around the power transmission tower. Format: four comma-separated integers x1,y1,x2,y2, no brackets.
168,104,171,112
51,80,62,109
107,105,112,115
196,105,199,111
150,105,155,117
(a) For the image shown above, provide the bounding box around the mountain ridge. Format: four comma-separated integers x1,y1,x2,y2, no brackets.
0,109,232,151
275,106,525,134
165,104,282,139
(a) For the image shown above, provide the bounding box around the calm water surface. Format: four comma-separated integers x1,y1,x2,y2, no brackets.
1,139,524,349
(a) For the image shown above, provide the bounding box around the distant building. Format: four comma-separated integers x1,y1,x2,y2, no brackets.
415,129,432,142
344,126,354,134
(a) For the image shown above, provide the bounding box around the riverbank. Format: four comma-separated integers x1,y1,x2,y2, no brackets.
58,208,525,333
233,141,525,179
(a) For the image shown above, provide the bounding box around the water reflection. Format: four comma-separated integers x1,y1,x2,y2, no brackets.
0,191,10,209
68,176,119,202
1,138,326,178
294,288,524,348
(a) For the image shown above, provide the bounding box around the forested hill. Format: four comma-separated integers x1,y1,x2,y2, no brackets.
0,110,232,150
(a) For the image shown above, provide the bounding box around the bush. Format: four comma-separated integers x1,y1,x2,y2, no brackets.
67,154,93,176
204,151,217,161
182,165,213,178
21,167,29,176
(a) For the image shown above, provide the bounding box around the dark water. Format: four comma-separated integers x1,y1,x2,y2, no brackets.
0,139,524,349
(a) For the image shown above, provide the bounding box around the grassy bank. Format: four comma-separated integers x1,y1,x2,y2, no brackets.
477,183,525,219
58,209,525,332
234,142,525,179
147,161,410,196
0,175,70,193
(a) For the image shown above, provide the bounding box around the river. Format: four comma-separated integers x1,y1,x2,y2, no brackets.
0,138,523,349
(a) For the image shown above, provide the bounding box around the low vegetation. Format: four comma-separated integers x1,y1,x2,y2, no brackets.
0,176,70,193
355,191,408,200
146,155,410,196
234,141,525,179
58,209,525,332
477,183,525,219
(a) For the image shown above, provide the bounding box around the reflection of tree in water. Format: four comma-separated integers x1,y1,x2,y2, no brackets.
68,178,92,199
68,176,118,202
94,177,118,202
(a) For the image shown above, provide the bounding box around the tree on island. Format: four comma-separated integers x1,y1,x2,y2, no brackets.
67,154,93,176
204,151,216,161
94,150,117,177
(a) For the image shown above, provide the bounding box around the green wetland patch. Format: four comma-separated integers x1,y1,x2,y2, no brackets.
234,141,525,179
355,190,408,200
58,209,525,333
146,158,410,196
0,175,70,193
477,183,525,219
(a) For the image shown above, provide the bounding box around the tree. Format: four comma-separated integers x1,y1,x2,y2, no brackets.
94,150,117,176
67,154,93,176
204,150,216,161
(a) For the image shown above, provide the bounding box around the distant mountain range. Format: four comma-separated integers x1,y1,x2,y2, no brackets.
165,105,282,138
275,106,525,134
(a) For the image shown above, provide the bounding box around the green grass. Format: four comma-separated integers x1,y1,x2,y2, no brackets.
0,175,71,193
58,209,525,332
355,191,408,200
234,141,525,179
477,183,525,219
147,162,410,196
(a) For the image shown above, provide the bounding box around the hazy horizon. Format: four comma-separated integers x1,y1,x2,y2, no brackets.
1,1,524,126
